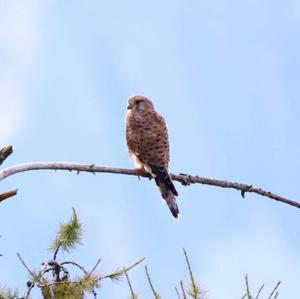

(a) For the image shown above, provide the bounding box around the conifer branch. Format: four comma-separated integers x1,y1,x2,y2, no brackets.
145,265,161,299
102,257,145,281
180,281,187,299
124,270,138,299
53,241,62,261
86,258,102,278
255,284,264,299
0,161,298,211
183,249,204,299
242,276,280,299
175,287,181,299
61,261,88,275
50,208,82,255
268,281,281,299
245,275,251,298
16,252,36,279
25,281,35,299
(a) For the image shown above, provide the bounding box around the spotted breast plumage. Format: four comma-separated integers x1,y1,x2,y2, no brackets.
126,95,179,218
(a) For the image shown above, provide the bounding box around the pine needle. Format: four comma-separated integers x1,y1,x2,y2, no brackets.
50,208,83,256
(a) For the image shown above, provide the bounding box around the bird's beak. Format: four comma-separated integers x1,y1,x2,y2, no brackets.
127,104,132,110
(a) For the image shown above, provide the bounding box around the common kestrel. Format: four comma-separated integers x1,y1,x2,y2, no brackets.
126,95,179,218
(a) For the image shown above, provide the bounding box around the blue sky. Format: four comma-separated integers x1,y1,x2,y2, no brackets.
1,0,300,298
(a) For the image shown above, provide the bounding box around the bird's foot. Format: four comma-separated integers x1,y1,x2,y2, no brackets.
135,168,151,180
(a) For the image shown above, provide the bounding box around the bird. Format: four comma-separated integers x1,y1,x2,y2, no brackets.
126,95,179,218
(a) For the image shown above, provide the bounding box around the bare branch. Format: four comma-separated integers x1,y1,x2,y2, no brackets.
0,145,13,165
16,252,36,278
245,275,251,298
61,260,88,274
0,162,298,210
124,269,138,299
175,287,181,299
25,281,35,299
268,281,281,299
0,188,17,203
53,241,62,261
183,248,196,291
255,284,264,299
180,281,187,299
86,258,102,278
101,257,145,280
145,265,160,299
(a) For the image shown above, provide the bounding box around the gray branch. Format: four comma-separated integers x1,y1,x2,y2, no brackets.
0,162,299,210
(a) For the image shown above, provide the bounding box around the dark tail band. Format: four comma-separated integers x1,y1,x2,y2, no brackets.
150,165,179,218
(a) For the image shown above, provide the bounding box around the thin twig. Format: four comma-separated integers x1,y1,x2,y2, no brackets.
124,269,136,298
180,281,187,299
102,257,145,280
175,287,181,299
0,188,17,203
268,281,281,299
125,257,146,272
245,275,251,298
16,252,36,278
183,248,197,294
0,145,13,165
60,260,98,298
53,241,62,261
86,258,102,278
25,281,35,299
0,162,298,211
145,265,160,298
255,284,264,299
61,260,88,274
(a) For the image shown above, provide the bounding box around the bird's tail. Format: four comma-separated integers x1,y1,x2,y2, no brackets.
150,165,179,219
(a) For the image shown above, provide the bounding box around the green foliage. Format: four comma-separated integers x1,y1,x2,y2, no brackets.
30,270,43,284
11,209,144,298
1,210,281,298
183,248,206,299
78,274,100,292
106,268,126,283
39,273,100,299
50,208,83,254
0,287,19,299
124,271,139,299
145,265,161,299
241,275,281,299
187,285,204,299
41,283,84,299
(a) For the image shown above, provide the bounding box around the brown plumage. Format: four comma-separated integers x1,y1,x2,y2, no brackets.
126,95,179,218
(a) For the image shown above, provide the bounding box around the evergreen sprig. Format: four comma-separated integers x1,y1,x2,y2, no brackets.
0,287,19,299
50,208,83,256
183,249,206,299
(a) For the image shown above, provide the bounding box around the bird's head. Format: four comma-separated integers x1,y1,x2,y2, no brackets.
127,95,154,112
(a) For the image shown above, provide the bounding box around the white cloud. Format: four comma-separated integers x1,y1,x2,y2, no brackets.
0,1,49,143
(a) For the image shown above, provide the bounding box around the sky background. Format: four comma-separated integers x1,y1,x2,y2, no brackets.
1,0,300,298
